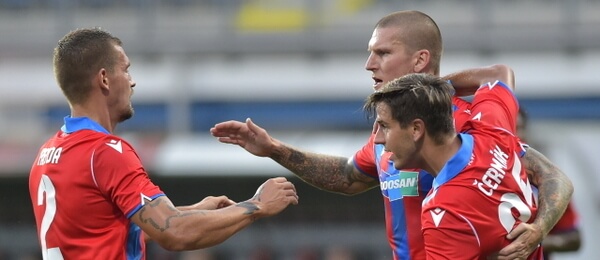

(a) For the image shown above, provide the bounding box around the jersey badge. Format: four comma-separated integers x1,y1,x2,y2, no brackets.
430,208,446,227
472,112,482,121
106,140,123,153
140,193,154,206
486,80,500,89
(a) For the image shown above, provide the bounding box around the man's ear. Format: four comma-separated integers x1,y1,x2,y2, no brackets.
413,49,430,73
96,68,109,92
411,119,426,141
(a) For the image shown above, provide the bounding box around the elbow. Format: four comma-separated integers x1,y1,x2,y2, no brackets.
563,175,575,199
488,64,515,89
489,64,512,74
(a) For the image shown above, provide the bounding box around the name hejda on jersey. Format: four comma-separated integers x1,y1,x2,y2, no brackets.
475,144,509,196
37,146,63,166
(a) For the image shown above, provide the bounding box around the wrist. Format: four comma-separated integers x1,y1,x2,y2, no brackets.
532,219,551,239
236,200,261,220
269,139,290,161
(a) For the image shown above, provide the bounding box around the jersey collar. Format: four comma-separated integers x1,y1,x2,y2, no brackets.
432,133,474,189
61,116,110,134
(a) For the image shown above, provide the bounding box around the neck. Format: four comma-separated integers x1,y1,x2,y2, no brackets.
420,134,461,177
70,102,115,133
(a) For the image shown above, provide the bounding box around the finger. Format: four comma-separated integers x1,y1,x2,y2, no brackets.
506,223,527,240
288,181,296,192
290,197,299,205
497,239,527,259
271,177,287,183
220,199,236,208
496,244,518,258
287,193,299,205
220,196,236,205
495,252,522,260
216,137,240,145
210,128,232,138
212,121,244,134
280,180,297,192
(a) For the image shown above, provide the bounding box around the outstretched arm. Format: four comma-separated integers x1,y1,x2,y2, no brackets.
144,196,236,242
496,147,574,259
210,118,378,195
442,64,515,96
134,177,298,251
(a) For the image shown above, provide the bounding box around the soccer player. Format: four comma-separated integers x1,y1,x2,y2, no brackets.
28,28,299,260
363,72,572,259
210,11,573,259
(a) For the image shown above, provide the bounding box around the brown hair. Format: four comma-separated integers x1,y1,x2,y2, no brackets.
53,27,122,105
364,73,454,144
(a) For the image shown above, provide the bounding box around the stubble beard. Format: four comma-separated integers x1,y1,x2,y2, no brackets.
119,105,134,123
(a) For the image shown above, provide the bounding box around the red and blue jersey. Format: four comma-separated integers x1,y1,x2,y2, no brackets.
354,96,471,260
29,117,165,260
421,81,543,259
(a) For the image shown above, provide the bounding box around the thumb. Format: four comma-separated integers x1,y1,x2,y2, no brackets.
246,118,261,132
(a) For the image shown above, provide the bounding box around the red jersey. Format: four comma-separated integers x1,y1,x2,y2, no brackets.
353,96,471,260
29,117,165,260
421,81,543,259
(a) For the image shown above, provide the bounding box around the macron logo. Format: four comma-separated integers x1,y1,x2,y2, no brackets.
140,193,153,206
430,208,446,227
106,140,123,153
472,112,482,121
486,80,500,89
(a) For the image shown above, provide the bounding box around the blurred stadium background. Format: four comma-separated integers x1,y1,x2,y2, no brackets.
0,0,599,259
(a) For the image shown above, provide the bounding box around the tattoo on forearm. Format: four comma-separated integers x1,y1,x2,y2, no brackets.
272,146,354,192
524,148,573,234
138,197,205,232
236,201,259,215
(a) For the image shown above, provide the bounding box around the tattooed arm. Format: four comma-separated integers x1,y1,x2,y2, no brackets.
269,141,378,195
524,147,574,236
143,195,237,242
211,118,379,195
133,177,298,251
496,147,574,259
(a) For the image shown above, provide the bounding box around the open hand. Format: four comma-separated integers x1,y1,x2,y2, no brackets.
210,118,275,157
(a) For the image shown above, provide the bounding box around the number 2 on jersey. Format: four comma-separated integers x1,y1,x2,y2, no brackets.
37,174,64,260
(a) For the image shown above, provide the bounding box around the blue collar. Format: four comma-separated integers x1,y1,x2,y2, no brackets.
61,116,110,134
432,133,474,189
